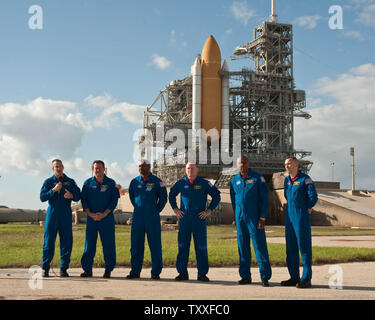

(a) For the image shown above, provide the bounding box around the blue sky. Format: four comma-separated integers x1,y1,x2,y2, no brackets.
1,0,375,209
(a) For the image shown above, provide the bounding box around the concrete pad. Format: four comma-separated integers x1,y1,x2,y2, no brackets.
1,263,375,300
318,190,375,218
267,235,375,248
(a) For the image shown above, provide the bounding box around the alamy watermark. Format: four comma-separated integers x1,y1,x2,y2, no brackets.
328,265,343,290
134,124,241,167
28,5,43,30
28,265,43,290
329,5,343,30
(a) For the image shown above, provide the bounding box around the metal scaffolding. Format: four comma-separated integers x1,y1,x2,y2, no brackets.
228,20,312,175
142,7,313,186
143,77,192,139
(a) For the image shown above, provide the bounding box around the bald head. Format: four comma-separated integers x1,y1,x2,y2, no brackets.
138,159,151,177
237,156,249,175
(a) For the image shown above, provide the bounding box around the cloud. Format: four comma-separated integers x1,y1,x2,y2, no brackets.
230,1,255,25
84,94,146,128
93,102,146,127
151,54,172,70
295,64,375,189
342,30,365,41
84,93,116,108
0,95,146,177
356,2,375,27
293,15,321,29
0,97,90,176
106,161,139,184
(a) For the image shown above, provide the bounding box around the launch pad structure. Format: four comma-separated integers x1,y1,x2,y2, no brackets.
142,0,313,187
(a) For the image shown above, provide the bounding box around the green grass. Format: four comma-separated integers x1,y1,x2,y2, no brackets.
0,223,375,268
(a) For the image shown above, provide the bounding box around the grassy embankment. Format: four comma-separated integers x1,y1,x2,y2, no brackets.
1,224,375,268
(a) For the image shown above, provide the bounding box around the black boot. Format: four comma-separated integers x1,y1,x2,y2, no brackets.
80,271,93,278
280,278,299,286
296,279,312,288
175,273,189,281
60,269,69,277
238,278,252,285
197,275,210,282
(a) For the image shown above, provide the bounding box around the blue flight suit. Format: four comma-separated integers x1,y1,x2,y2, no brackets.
80,175,120,273
230,170,272,281
284,171,318,281
169,176,221,277
128,173,168,276
40,174,81,271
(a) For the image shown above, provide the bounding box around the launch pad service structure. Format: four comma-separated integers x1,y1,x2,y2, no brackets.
142,0,312,187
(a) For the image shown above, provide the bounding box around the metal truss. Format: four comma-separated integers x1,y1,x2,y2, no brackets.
229,21,312,175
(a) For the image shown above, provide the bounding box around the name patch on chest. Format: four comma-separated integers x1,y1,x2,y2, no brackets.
100,185,108,192
194,185,202,190
246,179,254,184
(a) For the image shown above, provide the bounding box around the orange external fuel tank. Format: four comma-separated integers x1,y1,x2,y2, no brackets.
201,35,222,140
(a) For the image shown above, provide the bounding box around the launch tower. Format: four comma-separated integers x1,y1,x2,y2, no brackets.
142,0,313,186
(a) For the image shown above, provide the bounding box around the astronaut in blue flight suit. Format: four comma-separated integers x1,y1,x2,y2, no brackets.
40,159,81,277
169,162,221,282
230,156,272,287
80,160,120,278
281,157,318,289
127,159,168,280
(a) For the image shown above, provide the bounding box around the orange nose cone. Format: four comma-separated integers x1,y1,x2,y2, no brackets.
201,35,221,64
201,35,222,141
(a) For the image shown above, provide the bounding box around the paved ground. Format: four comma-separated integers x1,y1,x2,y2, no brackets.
1,235,375,301
1,262,375,300
267,235,375,248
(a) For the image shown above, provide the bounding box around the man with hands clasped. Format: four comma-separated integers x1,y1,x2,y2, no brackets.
80,160,120,278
